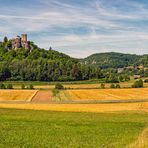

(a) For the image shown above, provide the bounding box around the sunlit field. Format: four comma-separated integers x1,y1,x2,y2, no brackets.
0,90,37,101
0,102,148,113
2,79,148,90
57,88,148,101
0,108,148,148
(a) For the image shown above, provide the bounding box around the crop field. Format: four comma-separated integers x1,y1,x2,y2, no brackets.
28,82,148,90
0,108,148,148
64,82,148,89
0,90,37,101
58,88,148,101
0,102,148,113
3,79,148,90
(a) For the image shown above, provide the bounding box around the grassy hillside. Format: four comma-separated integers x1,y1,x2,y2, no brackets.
0,108,148,148
82,52,148,68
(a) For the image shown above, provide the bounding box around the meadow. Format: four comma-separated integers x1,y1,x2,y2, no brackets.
2,78,148,90
0,108,148,148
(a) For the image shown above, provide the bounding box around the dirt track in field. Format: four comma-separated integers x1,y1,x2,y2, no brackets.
31,91,52,103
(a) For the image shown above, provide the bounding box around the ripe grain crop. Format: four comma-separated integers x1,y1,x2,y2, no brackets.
0,102,148,113
62,88,148,101
0,90,37,101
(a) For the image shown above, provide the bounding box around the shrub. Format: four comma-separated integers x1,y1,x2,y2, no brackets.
7,84,13,89
100,83,105,89
106,75,119,83
28,84,34,89
116,84,121,88
21,84,25,89
144,79,148,83
52,89,60,97
110,84,116,88
0,83,6,89
132,79,143,88
55,83,64,90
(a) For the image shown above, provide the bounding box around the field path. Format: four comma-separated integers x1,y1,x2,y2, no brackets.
31,91,52,103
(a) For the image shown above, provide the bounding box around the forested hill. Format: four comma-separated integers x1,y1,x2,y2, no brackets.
0,37,148,82
81,52,148,68
0,42,74,62
0,40,101,82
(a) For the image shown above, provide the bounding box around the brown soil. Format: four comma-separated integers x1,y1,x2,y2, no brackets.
31,91,52,103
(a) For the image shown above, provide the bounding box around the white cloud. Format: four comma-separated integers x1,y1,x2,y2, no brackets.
0,0,148,57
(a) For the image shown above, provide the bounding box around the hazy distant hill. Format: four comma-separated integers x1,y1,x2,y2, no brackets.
81,52,148,68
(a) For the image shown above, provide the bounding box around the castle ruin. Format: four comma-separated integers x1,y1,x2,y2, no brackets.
12,34,30,50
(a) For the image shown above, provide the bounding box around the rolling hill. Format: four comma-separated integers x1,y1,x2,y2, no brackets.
81,52,148,68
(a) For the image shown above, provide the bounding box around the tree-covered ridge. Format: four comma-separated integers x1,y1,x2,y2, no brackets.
0,40,74,62
0,38,102,81
82,52,148,68
0,36,147,82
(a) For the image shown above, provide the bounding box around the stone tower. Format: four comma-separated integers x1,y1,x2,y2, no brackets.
21,34,29,49
21,34,27,42
11,34,31,50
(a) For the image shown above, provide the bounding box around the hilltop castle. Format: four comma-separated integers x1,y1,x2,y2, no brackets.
12,34,31,50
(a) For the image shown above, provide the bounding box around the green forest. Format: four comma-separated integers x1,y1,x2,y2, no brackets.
82,52,148,68
0,37,148,82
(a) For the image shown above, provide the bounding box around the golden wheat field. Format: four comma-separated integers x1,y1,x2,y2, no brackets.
0,102,148,113
34,83,148,89
0,90,38,101
60,88,148,101
64,82,148,89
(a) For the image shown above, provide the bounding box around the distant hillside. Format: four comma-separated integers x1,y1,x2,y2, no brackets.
0,35,147,82
81,52,148,68
0,37,101,82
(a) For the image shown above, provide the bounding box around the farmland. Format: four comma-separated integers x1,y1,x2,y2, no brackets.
0,108,148,148
2,78,148,90
0,102,148,113
57,88,148,102
0,90,37,101
0,82,148,148
0,88,148,103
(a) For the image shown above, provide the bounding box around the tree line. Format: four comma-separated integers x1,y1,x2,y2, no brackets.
0,37,147,82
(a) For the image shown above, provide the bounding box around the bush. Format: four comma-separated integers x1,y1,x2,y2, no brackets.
116,84,121,88
21,84,25,89
52,89,60,97
110,84,116,88
0,83,6,89
100,83,105,89
28,84,34,89
7,84,13,89
55,83,64,90
106,75,119,83
132,79,143,88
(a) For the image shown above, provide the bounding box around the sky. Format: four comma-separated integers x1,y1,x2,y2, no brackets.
0,0,148,58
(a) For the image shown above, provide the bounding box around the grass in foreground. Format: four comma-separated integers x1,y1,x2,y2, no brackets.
0,108,148,148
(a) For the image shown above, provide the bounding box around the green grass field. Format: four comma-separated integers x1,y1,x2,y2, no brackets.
0,108,148,148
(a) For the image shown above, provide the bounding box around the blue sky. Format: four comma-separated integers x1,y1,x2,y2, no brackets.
0,0,148,58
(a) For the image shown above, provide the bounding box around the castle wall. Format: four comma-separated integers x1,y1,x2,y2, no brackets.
11,34,30,50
